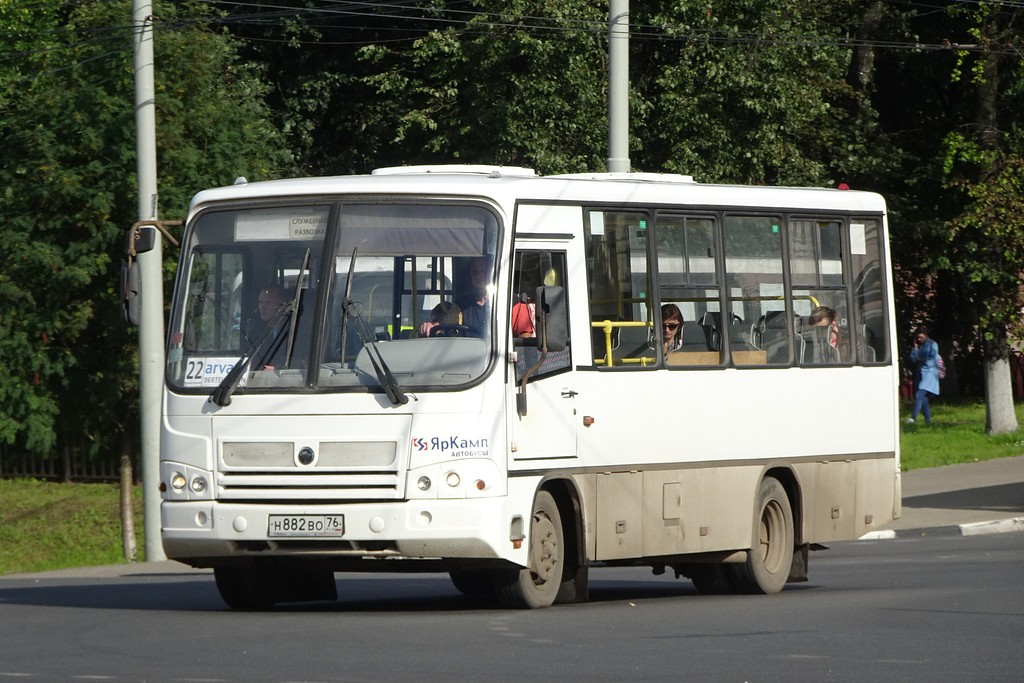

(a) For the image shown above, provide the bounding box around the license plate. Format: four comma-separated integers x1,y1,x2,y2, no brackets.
267,514,345,538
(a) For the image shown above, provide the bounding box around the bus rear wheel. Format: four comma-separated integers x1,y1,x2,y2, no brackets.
493,490,564,609
728,476,794,594
687,564,737,595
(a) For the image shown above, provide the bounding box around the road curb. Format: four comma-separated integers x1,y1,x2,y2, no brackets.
960,516,1024,536
861,516,1024,541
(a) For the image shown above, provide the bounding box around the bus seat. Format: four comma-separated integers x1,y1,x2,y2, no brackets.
859,324,877,362
759,310,788,327
612,326,655,365
696,313,721,351
796,320,838,364
753,311,789,361
728,321,756,351
700,311,721,328
680,321,712,351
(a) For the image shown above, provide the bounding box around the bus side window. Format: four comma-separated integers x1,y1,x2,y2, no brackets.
512,250,570,383
790,218,851,366
850,219,889,364
722,214,783,366
585,210,655,369
654,214,724,367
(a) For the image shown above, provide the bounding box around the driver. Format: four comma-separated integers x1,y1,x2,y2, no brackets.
457,256,492,336
418,300,462,337
248,284,287,369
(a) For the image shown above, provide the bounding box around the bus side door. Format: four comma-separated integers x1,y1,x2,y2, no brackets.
508,234,581,463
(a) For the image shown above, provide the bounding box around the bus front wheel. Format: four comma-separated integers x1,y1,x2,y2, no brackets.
214,562,336,609
214,564,277,610
728,476,794,594
493,490,564,608
449,570,496,597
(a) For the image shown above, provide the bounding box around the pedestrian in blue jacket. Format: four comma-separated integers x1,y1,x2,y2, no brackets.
908,326,940,424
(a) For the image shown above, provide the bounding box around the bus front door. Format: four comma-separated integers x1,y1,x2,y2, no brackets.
508,246,577,463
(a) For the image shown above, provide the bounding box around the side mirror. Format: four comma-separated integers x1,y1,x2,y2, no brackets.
125,225,157,255
120,261,142,326
120,225,157,326
536,285,567,352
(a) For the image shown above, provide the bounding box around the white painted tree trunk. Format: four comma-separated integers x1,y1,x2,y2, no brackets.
984,355,1018,435
120,453,138,562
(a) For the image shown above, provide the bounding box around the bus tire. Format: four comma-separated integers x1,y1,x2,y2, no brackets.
493,490,563,608
449,570,496,598
687,564,737,595
214,564,277,610
728,476,794,594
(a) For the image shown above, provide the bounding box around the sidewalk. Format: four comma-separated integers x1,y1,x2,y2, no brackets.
2,558,206,580
871,454,1024,539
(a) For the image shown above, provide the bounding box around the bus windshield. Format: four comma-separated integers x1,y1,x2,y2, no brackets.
166,201,500,395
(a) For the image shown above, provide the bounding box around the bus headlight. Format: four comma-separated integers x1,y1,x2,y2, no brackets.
161,462,214,501
408,460,504,499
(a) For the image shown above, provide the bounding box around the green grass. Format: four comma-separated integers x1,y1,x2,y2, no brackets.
0,479,144,576
900,398,1024,470
2,403,1022,576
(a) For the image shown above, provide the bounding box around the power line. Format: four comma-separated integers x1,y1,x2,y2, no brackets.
191,0,1022,55
4,0,1021,81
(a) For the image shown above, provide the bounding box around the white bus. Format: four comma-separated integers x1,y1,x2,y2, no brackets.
158,165,900,609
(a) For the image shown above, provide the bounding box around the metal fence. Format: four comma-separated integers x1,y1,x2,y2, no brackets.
0,445,122,482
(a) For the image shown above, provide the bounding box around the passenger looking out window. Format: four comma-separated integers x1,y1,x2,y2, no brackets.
661,304,684,356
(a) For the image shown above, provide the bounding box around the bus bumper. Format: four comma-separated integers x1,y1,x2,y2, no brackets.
160,497,520,565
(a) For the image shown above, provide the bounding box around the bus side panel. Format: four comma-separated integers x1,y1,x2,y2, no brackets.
576,457,897,562
855,456,899,538
794,456,897,543
575,466,760,562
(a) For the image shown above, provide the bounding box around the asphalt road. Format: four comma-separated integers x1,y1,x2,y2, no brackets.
1,533,1022,682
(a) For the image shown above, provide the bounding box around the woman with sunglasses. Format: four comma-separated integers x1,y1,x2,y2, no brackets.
661,303,685,356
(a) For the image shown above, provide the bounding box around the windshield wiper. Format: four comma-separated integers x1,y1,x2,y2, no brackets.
281,248,311,368
210,302,288,407
210,249,310,407
339,248,408,406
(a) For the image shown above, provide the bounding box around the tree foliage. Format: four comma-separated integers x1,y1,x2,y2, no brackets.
938,3,1024,356
2,0,1023,461
634,1,870,185
0,0,291,459
947,152,1024,346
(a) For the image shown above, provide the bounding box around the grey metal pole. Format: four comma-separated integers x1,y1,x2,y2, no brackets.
132,0,165,561
607,0,630,173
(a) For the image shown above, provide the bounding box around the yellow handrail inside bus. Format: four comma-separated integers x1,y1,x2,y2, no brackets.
591,320,654,367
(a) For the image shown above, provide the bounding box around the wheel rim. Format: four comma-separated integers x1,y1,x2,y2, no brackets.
758,499,786,574
530,510,559,587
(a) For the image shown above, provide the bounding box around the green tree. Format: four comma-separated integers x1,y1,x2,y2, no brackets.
229,0,889,180
359,1,610,173
220,0,609,174
946,151,1024,434
938,2,1024,434
634,0,880,185
0,0,291,462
